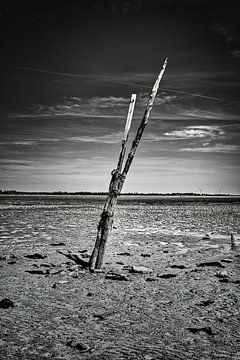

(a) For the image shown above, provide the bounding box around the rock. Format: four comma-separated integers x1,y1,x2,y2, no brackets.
69,271,78,278
40,263,54,268
49,242,66,246
52,283,57,289
221,258,233,263
66,339,90,352
0,298,15,309
187,326,214,336
196,261,224,268
157,273,177,279
7,261,16,265
169,264,186,269
215,270,228,278
163,249,169,253
78,249,88,253
146,277,159,282
197,299,214,306
25,253,47,260
117,252,131,256
58,280,69,284
140,253,151,258
105,273,129,281
219,278,229,283
202,234,210,240
25,270,49,275
129,266,153,274
92,269,104,273
232,279,240,284
0,254,17,261
116,261,124,265
86,292,93,296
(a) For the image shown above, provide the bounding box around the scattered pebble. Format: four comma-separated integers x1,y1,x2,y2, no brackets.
0,298,15,309
221,258,233,263
157,273,177,279
215,270,228,278
140,253,151,258
196,261,224,268
202,234,210,240
169,264,186,269
146,277,159,282
117,252,131,256
187,326,214,335
197,299,214,306
129,266,153,274
66,339,90,353
25,270,49,275
49,242,66,246
105,273,129,281
25,253,47,260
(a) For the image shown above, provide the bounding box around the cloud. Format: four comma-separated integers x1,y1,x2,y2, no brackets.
180,143,240,153
164,125,224,140
67,132,123,144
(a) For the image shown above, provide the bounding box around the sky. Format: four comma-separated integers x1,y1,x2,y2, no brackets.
0,0,240,194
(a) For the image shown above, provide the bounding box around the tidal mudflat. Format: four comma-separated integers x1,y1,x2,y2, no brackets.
0,195,240,359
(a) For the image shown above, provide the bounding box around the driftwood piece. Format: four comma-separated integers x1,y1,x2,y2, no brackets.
57,250,89,268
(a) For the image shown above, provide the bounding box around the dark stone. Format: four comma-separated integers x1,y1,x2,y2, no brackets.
157,273,177,279
105,273,129,281
116,261,124,265
197,299,214,306
86,292,93,296
187,326,214,336
7,261,16,265
146,277,158,282
169,264,186,269
202,234,210,240
0,298,15,309
221,258,233,263
49,242,66,246
117,252,131,256
66,339,90,352
232,279,240,284
78,249,88,253
25,270,49,275
219,278,229,283
25,253,47,259
140,253,151,258
196,261,224,268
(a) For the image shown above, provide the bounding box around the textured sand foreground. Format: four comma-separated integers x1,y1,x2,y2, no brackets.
0,196,240,359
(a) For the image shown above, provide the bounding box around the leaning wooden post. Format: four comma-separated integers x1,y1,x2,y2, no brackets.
89,94,137,270
90,57,168,270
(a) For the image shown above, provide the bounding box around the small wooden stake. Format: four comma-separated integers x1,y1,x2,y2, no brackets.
89,58,168,270
230,233,236,250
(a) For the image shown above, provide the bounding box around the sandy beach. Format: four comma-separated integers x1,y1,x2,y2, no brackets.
0,195,240,359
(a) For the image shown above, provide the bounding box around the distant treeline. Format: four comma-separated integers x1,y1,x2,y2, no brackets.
0,190,233,196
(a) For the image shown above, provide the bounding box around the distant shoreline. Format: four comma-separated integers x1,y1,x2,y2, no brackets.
0,190,239,197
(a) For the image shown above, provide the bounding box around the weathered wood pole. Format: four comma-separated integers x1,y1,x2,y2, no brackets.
89,57,168,270
89,94,137,270
230,233,236,250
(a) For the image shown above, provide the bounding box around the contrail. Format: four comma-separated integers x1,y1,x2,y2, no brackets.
13,64,232,103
